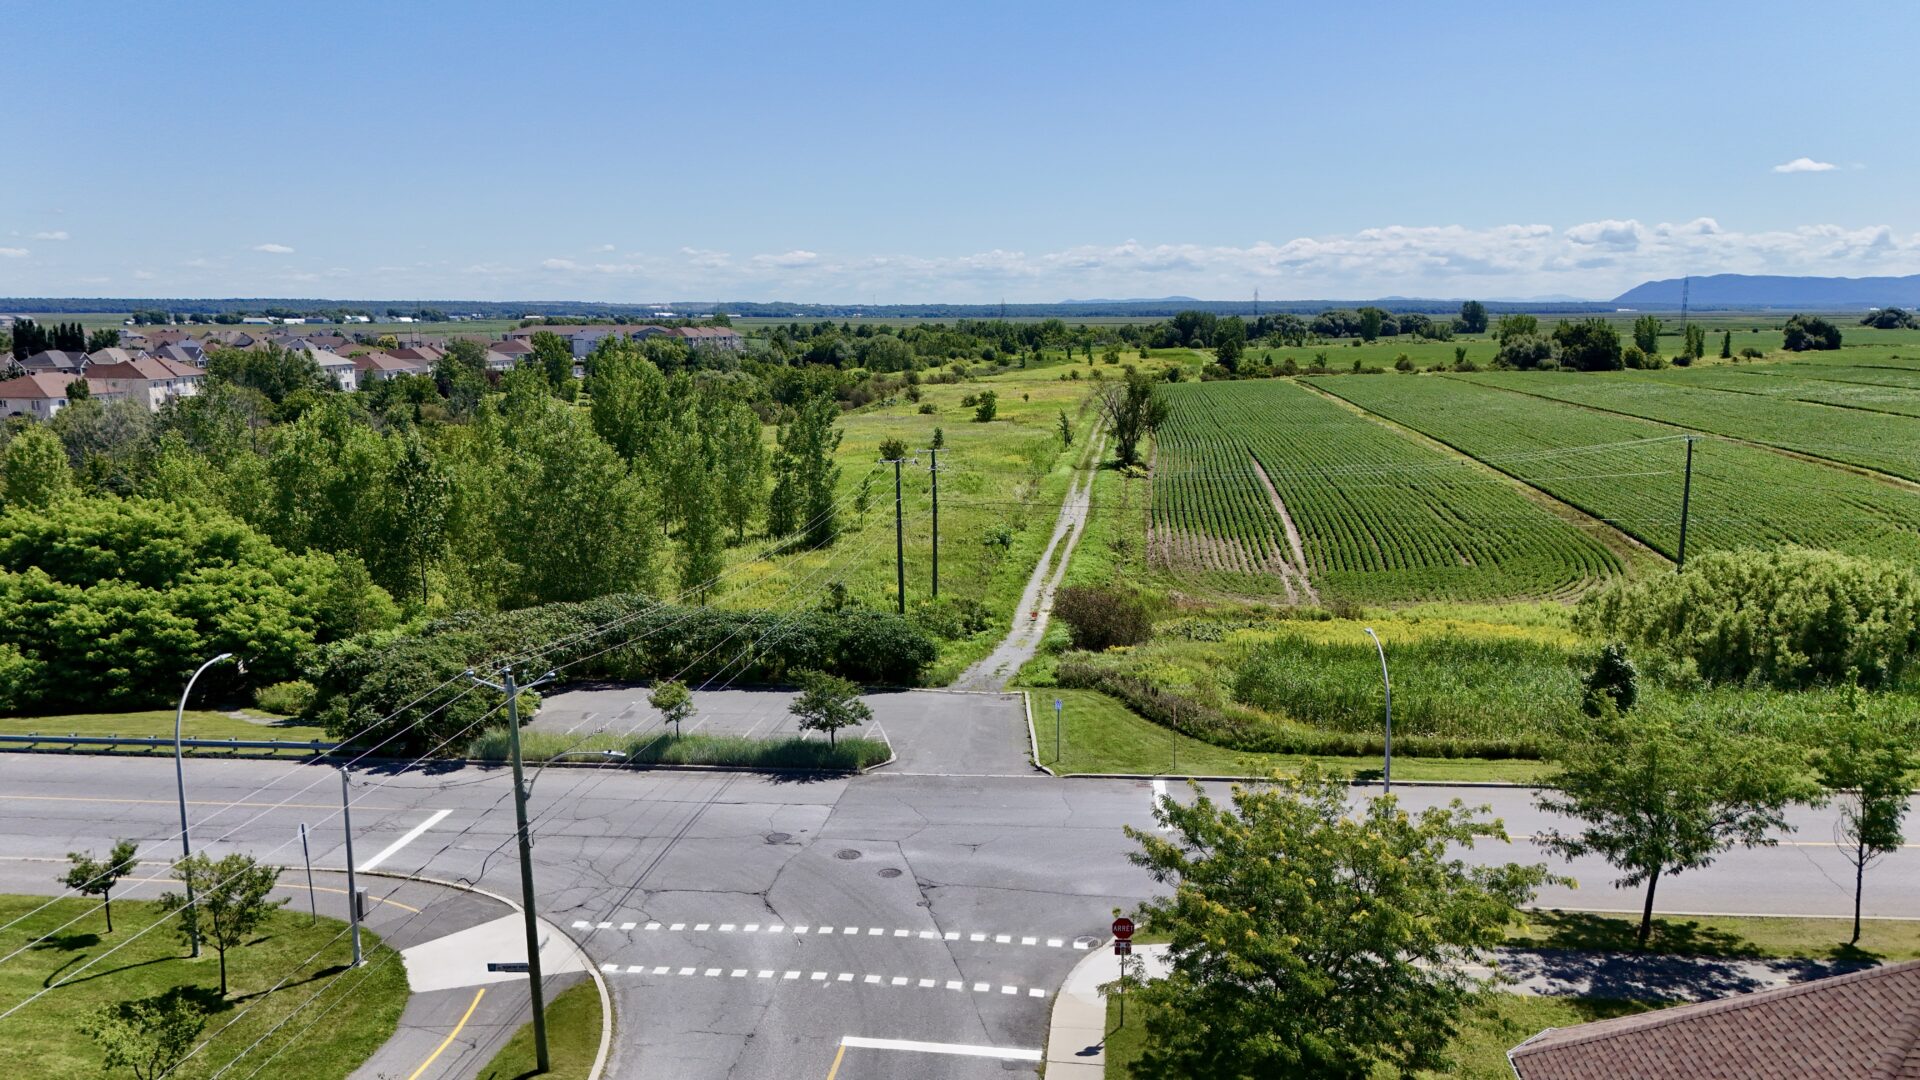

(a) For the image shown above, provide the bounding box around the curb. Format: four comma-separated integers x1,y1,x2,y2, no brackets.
1023,691,1056,777
348,868,614,1080
1055,771,1532,788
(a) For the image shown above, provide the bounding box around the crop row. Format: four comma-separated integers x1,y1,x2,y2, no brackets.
1317,374,1920,564
1152,380,1620,602
1462,370,1920,482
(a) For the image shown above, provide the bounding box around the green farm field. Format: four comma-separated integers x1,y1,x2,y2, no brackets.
1152,380,1622,603
1461,369,1920,482
1315,373,1920,565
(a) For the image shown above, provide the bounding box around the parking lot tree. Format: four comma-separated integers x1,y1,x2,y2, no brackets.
1125,767,1551,1079
789,669,872,746
650,678,695,735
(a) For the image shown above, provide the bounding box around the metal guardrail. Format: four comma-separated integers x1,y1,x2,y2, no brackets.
0,733,337,753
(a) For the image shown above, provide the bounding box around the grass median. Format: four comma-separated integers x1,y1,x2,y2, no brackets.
0,894,406,1079
470,728,892,771
1510,908,1920,963
0,710,329,756
1029,689,1553,783
476,979,602,1080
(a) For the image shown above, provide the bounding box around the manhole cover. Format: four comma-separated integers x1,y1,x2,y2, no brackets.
877,867,902,878
764,832,792,845
835,848,862,860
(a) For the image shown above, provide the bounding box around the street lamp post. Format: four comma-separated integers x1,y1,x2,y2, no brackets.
1362,628,1392,793
174,652,236,957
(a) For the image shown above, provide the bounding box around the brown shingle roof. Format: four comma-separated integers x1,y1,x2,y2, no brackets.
0,372,112,400
1509,959,1920,1080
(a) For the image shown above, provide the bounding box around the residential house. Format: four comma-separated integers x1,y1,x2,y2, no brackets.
0,371,126,418
151,344,206,368
667,325,743,352
386,345,444,365
84,355,206,411
85,347,147,368
289,344,358,391
352,351,433,382
1507,958,1920,1079
21,350,90,375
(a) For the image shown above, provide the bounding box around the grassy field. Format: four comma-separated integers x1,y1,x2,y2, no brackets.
712,350,1194,683
0,895,407,1080
0,707,328,749
1153,380,1622,603
1317,372,1920,564
1511,909,1920,963
1102,992,1655,1078
475,979,603,1080
1034,689,1554,783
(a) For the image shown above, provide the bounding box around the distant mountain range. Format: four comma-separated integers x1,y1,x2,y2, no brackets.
1613,274,1920,309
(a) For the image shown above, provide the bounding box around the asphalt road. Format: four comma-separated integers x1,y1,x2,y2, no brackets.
1,725,1915,1078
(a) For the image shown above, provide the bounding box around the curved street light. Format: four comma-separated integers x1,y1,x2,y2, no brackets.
175,652,239,956
1362,628,1392,793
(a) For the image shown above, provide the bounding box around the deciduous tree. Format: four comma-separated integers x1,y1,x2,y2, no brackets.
81,988,207,1080
1814,710,1914,944
788,669,871,746
649,678,695,735
159,852,286,995
62,839,139,932
1125,767,1551,1078
1536,709,1814,946
1097,369,1167,468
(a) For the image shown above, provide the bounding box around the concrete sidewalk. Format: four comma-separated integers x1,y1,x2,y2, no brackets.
1043,943,1170,1078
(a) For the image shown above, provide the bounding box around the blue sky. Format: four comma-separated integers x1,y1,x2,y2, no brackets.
4,0,1913,302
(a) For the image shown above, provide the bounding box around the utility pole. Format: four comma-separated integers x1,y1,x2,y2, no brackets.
468,666,558,1073
338,769,362,965
882,456,909,614
927,448,939,599
1676,436,1696,572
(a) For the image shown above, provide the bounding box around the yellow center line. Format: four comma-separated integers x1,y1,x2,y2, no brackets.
0,793,404,811
407,986,486,1080
825,1041,847,1080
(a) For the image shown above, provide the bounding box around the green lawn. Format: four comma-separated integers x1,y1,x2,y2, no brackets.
1031,689,1553,783
1103,993,1655,1078
0,711,329,757
1510,908,1920,963
476,979,603,1080
470,729,892,770
0,895,407,1079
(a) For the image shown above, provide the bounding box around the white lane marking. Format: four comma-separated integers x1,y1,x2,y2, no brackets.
645,922,660,930
838,1036,1043,1063
678,967,696,976
758,970,774,978
945,980,962,990
918,978,935,988
600,963,618,972
811,972,828,981
652,966,669,975
793,925,809,934
695,923,711,931
868,927,884,936
590,915,1073,948
1001,985,1017,995
731,969,747,977
572,920,590,929
719,923,736,932
864,974,881,984
944,932,958,941
994,935,1011,944
969,933,985,942
894,929,910,938
837,972,854,982
818,926,834,935
891,976,908,986
1020,936,1036,945
1151,779,1173,831
783,971,800,980
1046,938,1064,948
1028,988,1046,998
744,924,760,933
972,981,990,992
620,922,636,931
355,808,451,871
767,924,784,933
843,926,858,935
705,968,721,977
627,964,644,973
597,922,613,930
670,923,685,931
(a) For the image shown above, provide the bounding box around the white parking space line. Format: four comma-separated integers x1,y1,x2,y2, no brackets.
839,1036,1043,1062
355,808,450,871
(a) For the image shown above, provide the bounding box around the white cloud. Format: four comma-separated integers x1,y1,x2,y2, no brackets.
751,249,819,269
252,242,295,254
540,257,580,271
0,247,26,258
597,243,616,252
1773,157,1837,173
132,270,155,280
31,230,69,241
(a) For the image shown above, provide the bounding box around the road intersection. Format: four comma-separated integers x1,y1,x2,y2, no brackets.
0,691,1914,1077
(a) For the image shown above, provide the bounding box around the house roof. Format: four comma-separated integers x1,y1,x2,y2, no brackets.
86,347,146,366
22,350,89,372
0,372,102,400
668,325,740,339
1509,959,1920,1080
490,338,535,354
354,353,430,373
151,345,204,366
87,355,205,381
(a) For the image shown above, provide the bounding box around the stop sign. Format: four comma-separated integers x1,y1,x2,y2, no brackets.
1111,917,1135,941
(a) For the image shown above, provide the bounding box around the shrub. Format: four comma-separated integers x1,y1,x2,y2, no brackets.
1575,548,1920,689
255,680,317,717
917,402,936,414
309,593,936,753
1581,643,1637,716
1782,314,1843,351
1053,585,1154,650
972,390,998,422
